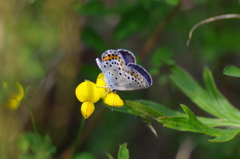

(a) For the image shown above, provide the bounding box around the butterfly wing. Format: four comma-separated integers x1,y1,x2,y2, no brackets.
96,50,126,91
111,63,152,91
116,49,136,65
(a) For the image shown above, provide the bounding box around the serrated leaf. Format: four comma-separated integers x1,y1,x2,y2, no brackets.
157,104,240,142
116,99,240,128
209,128,240,142
117,143,129,159
223,65,240,77
157,105,221,136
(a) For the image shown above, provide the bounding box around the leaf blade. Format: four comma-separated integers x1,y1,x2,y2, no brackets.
117,143,129,159
124,100,164,118
170,66,240,120
157,105,221,137
223,65,240,77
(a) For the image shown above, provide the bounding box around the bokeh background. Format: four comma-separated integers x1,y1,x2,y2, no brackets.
0,0,240,158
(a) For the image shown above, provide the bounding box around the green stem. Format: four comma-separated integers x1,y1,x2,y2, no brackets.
24,95,38,134
71,118,85,159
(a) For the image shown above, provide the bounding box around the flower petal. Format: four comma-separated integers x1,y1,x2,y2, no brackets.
4,98,20,110
81,101,95,119
96,73,108,98
3,82,24,110
75,81,101,103
103,92,124,107
3,82,24,102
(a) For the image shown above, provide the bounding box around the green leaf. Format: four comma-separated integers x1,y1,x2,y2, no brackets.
117,143,129,159
17,132,56,159
223,65,240,77
198,117,240,128
106,104,139,116
157,104,221,137
209,128,240,142
124,100,164,118
136,100,184,117
116,66,240,141
118,99,240,128
106,153,115,159
203,67,240,120
157,104,240,142
170,66,240,120
112,100,183,118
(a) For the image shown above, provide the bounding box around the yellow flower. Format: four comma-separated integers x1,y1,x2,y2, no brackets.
103,92,124,107
3,82,24,110
75,81,101,103
5,98,20,110
96,73,108,98
75,80,102,118
81,101,95,119
75,73,124,119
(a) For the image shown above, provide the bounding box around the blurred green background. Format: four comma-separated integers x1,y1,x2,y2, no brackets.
0,0,240,158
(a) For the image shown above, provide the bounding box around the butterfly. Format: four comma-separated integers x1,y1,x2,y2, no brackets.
96,49,152,92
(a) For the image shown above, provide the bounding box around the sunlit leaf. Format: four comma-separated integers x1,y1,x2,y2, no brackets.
157,104,240,142
117,143,129,159
223,65,240,77
170,66,240,120
209,128,240,142
203,67,240,120
157,104,221,136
